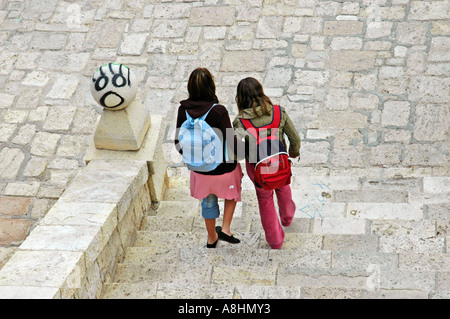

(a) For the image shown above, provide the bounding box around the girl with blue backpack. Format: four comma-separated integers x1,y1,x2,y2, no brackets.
175,68,243,248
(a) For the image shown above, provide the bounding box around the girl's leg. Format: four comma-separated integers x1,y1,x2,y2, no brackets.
246,160,284,249
255,187,285,249
221,199,237,236
275,185,296,227
204,218,218,244
201,194,220,245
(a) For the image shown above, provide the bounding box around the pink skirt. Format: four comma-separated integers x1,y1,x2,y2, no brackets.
190,163,242,202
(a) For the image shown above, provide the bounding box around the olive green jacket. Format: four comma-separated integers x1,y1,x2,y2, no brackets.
232,105,301,163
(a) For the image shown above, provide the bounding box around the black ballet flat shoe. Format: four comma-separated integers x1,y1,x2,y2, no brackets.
215,226,240,244
206,238,218,248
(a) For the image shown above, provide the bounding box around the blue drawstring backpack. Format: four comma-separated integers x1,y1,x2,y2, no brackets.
178,104,225,172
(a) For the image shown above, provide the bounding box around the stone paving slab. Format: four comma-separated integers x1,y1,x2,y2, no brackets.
114,263,212,285
212,265,278,286
0,249,84,288
101,282,158,299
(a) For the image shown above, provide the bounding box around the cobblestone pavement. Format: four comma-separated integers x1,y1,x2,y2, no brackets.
0,0,449,297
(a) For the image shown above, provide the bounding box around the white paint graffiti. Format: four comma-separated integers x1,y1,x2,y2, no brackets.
366,264,381,292
90,63,137,111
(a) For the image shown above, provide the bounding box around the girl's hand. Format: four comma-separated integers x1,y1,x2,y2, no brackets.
289,153,300,162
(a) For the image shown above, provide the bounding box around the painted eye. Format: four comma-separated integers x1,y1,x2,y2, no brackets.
112,74,126,87
95,75,108,91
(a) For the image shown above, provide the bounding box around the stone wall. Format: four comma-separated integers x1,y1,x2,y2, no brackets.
0,160,152,298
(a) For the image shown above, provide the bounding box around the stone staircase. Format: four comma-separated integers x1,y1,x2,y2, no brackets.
101,166,449,299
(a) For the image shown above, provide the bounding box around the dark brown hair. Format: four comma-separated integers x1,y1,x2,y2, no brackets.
235,77,272,116
187,68,219,103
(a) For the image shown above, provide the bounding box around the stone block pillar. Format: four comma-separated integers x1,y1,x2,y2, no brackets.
85,63,168,204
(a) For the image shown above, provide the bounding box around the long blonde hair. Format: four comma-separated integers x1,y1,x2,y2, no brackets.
235,77,273,117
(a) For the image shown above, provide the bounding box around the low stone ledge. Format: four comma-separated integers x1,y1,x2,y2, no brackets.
0,159,151,299
84,114,168,205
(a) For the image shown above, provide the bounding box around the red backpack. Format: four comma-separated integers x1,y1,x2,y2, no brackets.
240,105,292,190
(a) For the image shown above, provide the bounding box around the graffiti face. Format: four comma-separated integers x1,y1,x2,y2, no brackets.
91,63,137,110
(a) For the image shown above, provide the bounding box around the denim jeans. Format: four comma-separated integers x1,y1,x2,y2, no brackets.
201,194,220,219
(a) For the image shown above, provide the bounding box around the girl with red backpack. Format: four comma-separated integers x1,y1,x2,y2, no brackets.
233,77,301,249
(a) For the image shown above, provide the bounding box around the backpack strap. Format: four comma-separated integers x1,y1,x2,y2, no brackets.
185,103,217,125
239,105,282,142
239,118,256,137
270,105,282,129
200,103,217,120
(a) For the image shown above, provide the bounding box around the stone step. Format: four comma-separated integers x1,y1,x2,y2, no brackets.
102,282,234,299
113,260,282,286
102,282,303,299
332,190,409,203
125,231,445,269
135,217,441,251
153,197,250,217
163,187,191,201
156,195,430,224
158,189,428,222
133,230,330,251
140,215,196,233
211,265,278,286
102,281,431,299
140,214,258,233
113,263,212,284
107,259,438,298
133,230,270,250
149,200,200,217
121,240,411,270
120,245,333,268
290,175,360,191
133,231,203,248
162,176,441,204
140,214,438,238
107,227,445,299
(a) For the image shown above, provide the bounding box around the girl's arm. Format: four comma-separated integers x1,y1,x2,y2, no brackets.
232,119,249,161
174,107,186,155
283,112,301,158
221,115,245,162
